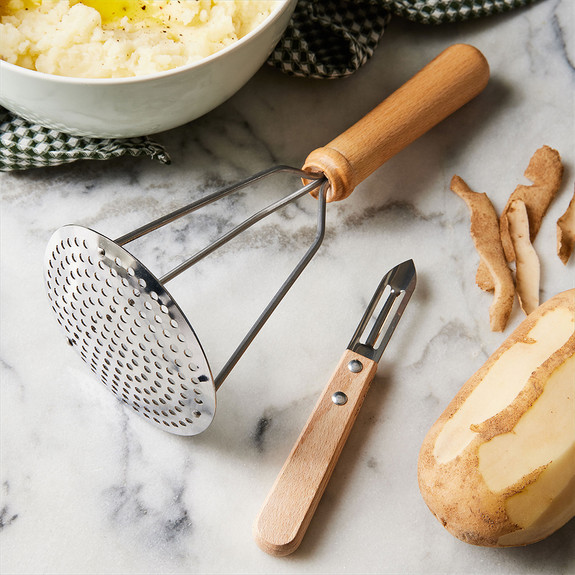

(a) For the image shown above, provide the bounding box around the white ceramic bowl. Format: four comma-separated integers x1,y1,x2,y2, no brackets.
0,0,296,138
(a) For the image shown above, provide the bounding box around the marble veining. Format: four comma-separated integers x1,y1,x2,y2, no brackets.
1,1,574,573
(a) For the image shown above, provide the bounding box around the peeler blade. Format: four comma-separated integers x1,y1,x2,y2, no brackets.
348,259,416,363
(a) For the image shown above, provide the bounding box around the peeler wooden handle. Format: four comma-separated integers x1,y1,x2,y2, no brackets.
253,349,378,557
303,43,489,202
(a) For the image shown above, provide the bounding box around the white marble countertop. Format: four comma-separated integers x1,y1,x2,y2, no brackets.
1,1,574,573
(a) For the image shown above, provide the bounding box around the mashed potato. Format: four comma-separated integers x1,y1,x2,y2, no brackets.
0,0,277,78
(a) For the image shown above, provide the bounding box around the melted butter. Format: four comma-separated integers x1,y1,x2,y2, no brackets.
0,0,39,17
75,1,153,24
77,0,150,24
0,1,160,25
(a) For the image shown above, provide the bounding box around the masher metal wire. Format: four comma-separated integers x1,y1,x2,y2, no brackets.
117,166,327,389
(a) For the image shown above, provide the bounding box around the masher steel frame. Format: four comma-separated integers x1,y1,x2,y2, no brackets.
116,166,328,389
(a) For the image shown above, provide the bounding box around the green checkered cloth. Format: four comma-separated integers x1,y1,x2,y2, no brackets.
268,0,539,78
386,0,538,23
1,0,537,172
0,108,170,171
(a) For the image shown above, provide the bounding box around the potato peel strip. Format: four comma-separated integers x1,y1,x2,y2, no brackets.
451,175,515,331
500,146,563,263
557,185,575,265
507,199,540,315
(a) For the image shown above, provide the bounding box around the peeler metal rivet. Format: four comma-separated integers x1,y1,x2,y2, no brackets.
332,392,348,406
347,359,363,373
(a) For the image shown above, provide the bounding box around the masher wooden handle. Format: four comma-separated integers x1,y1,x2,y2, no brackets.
303,44,489,202
253,349,378,557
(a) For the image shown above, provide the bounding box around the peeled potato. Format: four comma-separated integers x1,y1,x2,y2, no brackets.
418,289,575,547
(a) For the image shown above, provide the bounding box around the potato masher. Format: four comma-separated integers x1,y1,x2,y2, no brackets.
44,44,488,436
254,259,416,556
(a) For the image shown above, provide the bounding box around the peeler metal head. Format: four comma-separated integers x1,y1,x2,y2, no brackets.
45,225,217,435
347,259,417,363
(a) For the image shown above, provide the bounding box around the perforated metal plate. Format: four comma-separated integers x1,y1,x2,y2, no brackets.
44,225,216,435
